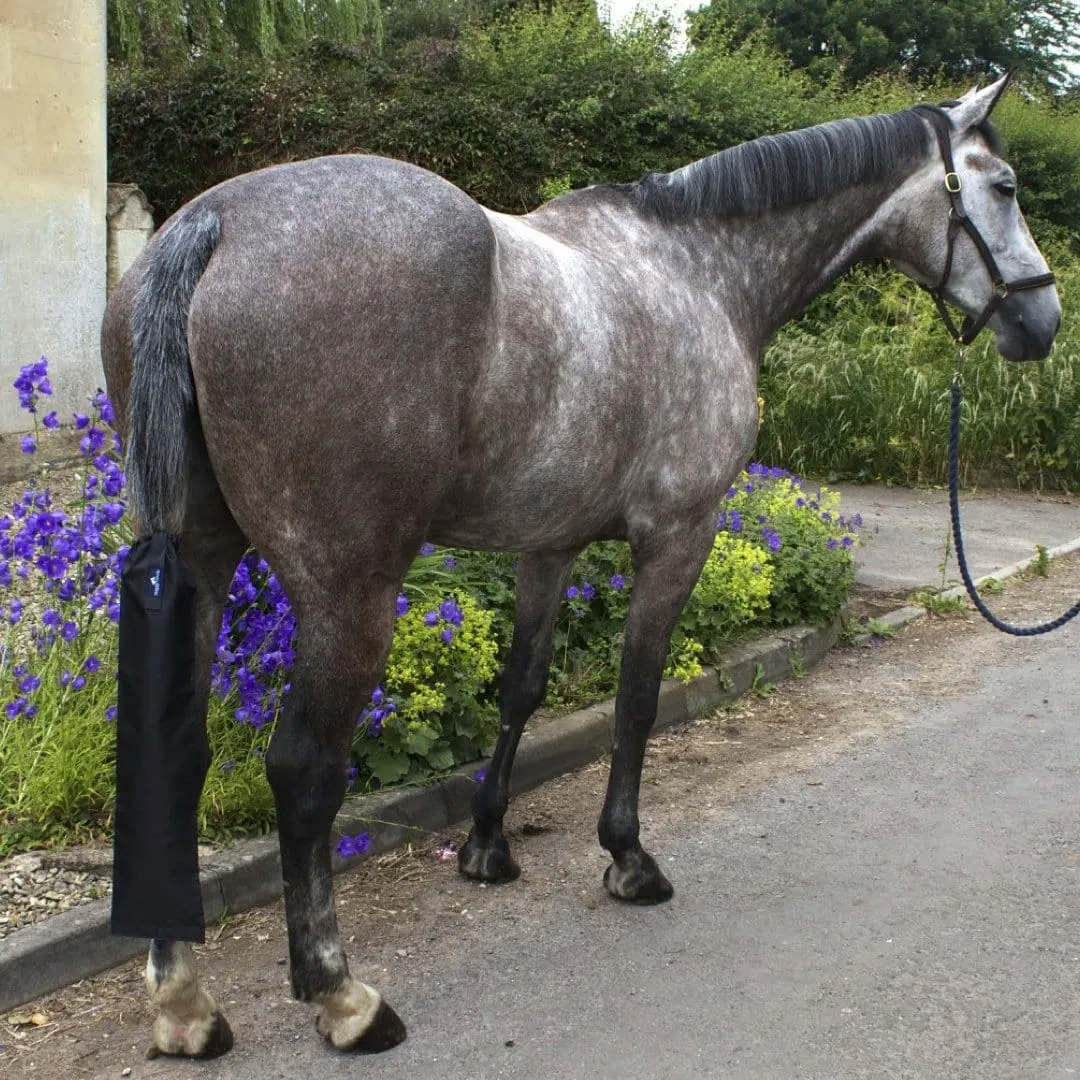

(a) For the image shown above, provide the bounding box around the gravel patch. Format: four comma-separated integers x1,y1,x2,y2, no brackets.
0,849,111,940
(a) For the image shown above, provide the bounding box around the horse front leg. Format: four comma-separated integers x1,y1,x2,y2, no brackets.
459,548,579,883
597,515,715,903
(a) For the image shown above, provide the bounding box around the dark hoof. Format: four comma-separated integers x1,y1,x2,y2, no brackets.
200,1011,236,1058
349,998,408,1054
603,850,674,905
458,832,521,884
146,1010,234,1060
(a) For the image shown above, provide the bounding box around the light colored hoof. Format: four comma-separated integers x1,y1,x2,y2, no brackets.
315,980,407,1053
147,1004,234,1059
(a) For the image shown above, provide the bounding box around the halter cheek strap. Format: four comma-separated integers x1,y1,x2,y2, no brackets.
912,105,1056,347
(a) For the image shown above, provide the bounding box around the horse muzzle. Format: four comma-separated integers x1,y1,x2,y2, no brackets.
991,288,1062,363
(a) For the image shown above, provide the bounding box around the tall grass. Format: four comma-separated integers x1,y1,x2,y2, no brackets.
757,246,1080,489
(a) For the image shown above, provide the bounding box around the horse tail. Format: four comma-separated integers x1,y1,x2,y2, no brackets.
127,208,221,535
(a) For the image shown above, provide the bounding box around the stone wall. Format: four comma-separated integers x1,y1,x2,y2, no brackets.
0,1,107,435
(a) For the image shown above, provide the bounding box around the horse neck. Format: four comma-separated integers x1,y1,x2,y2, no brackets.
682,177,911,351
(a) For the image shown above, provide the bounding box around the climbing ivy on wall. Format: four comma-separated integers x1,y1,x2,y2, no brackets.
107,0,382,65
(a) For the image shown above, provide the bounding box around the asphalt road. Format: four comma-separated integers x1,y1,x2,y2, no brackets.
213,599,1080,1079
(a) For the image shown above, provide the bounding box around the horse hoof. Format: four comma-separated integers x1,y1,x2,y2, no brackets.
147,1009,234,1060
603,850,674,905
458,833,521,884
317,991,407,1053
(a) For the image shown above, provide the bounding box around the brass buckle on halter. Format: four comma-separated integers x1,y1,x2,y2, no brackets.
994,281,1010,300
944,172,962,194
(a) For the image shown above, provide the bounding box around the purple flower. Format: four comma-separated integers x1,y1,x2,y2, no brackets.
419,542,436,556
827,538,839,551
72,675,86,691
474,766,488,784
335,832,372,859
345,766,359,792
610,574,626,591
18,675,41,694
566,585,580,600
73,412,89,430
24,705,38,719
105,706,118,722
20,435,35,455
43,412,59,430
4,701,21,719
729,510,743,533
424,610,439,627
440,627,454,644
79,427,106,456
842,536,854,548
581,582,596,600
443,556,457,569
395,594,409,617
439,599,464,626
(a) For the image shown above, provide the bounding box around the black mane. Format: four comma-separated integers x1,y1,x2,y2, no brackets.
631,106,1003,221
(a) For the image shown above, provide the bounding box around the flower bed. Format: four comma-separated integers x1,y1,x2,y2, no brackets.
0,359,861,856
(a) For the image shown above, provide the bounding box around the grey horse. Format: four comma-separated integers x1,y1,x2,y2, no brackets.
101,76,1060,1057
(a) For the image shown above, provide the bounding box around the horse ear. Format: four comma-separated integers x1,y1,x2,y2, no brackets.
946,73,1011,132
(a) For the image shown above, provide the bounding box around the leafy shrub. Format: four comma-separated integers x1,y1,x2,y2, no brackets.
758,246,1080,490
354,593,500,785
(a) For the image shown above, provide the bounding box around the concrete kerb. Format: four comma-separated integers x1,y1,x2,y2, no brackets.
0,619,838,1013
846,534,1080,646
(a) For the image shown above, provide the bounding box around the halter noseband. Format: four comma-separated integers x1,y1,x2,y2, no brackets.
912,105,1056,347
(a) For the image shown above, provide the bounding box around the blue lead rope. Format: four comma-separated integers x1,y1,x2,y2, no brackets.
948,364,1080,636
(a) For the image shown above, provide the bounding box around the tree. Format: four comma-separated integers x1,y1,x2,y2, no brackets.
108,0,382,66
687,0,1080,89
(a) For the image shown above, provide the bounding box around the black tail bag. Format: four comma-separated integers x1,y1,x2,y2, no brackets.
111,532,207,941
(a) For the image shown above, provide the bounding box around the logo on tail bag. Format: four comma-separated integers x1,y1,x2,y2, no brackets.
149,568,162,599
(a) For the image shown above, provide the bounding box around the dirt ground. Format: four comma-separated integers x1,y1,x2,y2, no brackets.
4,554,1080,1079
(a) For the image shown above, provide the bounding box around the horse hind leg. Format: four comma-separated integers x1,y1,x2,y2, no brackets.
143,452,247,1058
459,549,578,883
264,575,406,1052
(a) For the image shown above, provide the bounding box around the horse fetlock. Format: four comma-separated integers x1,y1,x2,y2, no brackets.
458,828,521,883
603,846,674,905
315,978,407,1053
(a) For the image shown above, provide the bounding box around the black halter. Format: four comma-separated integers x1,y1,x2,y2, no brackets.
913,106,1056,346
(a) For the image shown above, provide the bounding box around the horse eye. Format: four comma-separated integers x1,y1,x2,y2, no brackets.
994,181,1017,198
